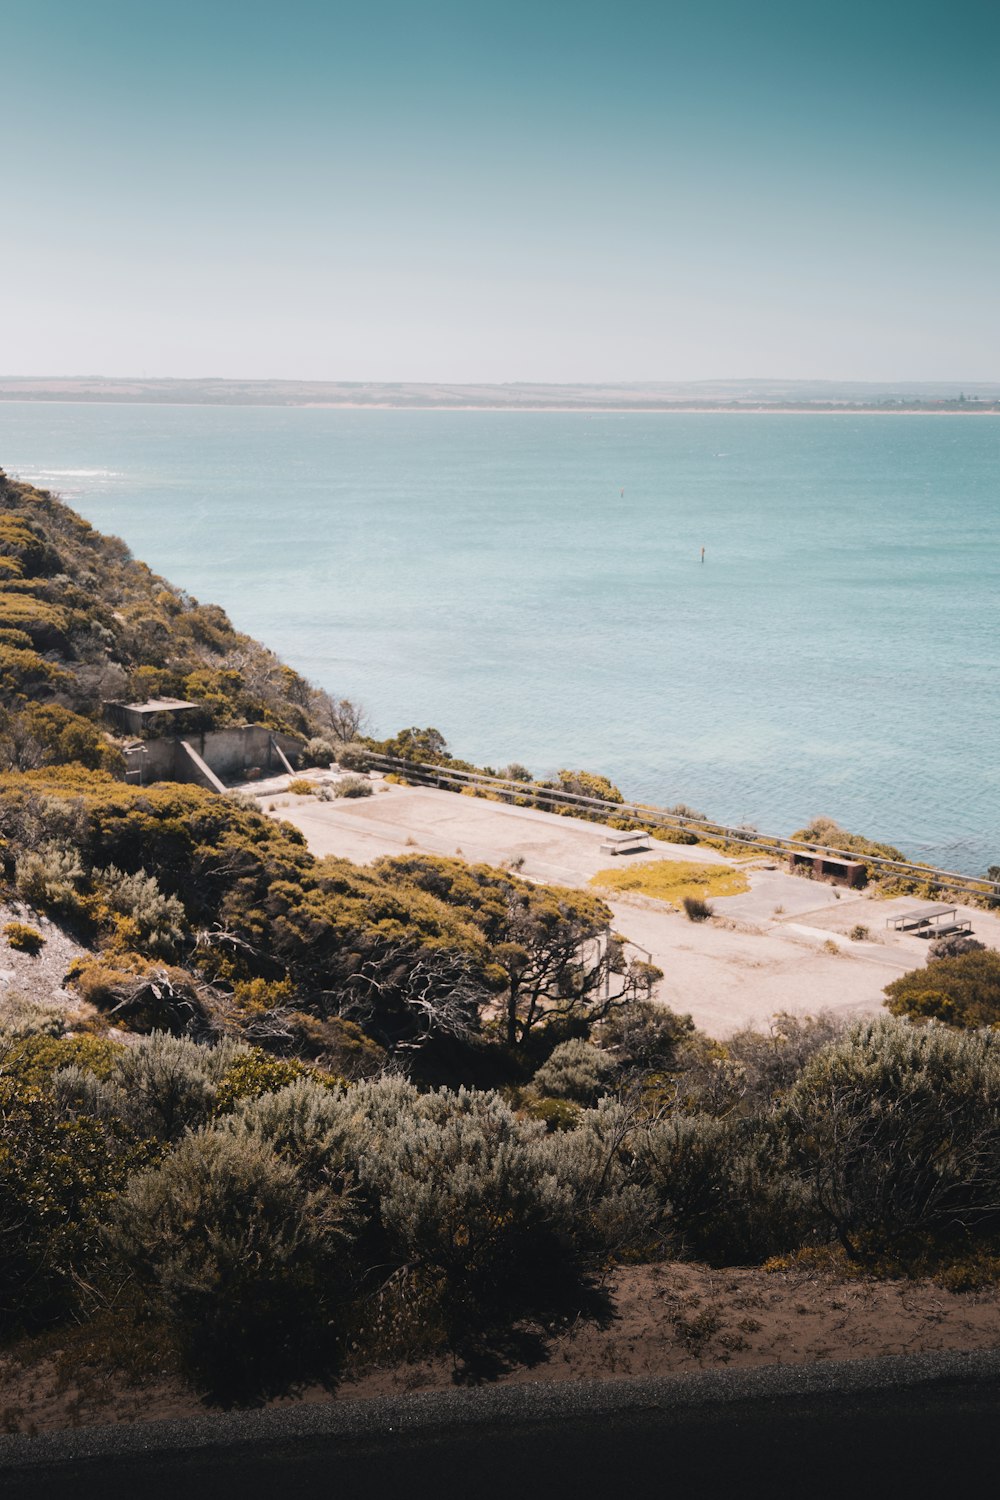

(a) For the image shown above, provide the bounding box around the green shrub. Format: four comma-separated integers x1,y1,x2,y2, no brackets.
532,1039,616,1104
0,627,33,649
6,704,124,774
884,949,1000,1027
14,842,85,912
780,1018,1000,1258
598,1000,695,1080
213,1050,309,1113
96,865,186,957
520,1094,582,1131
0,1078,123,1331
1,1032,120,1089
3,920,45,955
110,1126,358,1390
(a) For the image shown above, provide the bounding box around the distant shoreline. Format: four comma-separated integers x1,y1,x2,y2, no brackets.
1,377,998,415
1,396,997,416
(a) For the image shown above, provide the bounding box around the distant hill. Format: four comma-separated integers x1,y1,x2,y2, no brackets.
1,377,999,410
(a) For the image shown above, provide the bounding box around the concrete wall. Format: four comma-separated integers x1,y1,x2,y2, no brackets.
182,725,302,780
123,725,303,789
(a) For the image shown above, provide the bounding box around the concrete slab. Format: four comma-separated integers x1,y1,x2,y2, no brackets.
249,779,1000,1039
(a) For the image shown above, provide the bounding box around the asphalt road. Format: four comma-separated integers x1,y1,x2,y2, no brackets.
2,1352,997,1500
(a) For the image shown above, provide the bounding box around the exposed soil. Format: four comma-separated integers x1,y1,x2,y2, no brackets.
0,903,90,1019
3,1263,999,1437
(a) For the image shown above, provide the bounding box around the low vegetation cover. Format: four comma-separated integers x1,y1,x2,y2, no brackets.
2,474,1000,1406
3,1004,1000,1399
590,859,748,908
3,920,45,954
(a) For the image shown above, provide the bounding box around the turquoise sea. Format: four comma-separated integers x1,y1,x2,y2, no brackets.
1,402,997,874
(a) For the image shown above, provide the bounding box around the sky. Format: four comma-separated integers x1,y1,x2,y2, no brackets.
2,0,998,382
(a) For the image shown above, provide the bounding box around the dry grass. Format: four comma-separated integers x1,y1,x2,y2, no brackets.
591,859,749,909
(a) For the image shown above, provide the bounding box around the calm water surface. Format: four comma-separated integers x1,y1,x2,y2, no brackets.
1,403,997,873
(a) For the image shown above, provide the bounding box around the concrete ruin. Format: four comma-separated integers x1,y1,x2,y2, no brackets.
121,724,304,793
105,698,202,737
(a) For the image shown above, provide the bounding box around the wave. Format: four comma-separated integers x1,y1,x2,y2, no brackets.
18,468,121,480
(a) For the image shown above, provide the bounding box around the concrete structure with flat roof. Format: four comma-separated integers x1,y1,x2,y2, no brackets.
104,698,201,736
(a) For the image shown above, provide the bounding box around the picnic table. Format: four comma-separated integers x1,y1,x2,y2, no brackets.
886,904,972,939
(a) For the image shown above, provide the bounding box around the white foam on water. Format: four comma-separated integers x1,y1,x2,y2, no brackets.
19,468,121,480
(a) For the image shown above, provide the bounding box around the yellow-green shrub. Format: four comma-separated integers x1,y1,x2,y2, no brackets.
3,921,45,955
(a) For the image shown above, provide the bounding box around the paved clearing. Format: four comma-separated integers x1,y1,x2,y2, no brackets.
248,774,1000,1038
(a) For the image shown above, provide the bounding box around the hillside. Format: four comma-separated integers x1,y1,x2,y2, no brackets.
2,470,1000,1421
0,468,355,759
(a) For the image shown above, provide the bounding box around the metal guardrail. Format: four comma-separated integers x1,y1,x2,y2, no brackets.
365,753,1000,901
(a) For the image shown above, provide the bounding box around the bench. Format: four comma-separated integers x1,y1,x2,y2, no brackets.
913,920,972,940
599,829,652,856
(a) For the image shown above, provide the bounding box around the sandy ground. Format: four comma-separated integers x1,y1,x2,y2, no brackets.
0,905,89,1019
4,1262,1000,1435
248,774,1000,1038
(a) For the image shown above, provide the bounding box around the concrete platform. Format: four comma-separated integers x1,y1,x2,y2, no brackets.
244,778,1000,1039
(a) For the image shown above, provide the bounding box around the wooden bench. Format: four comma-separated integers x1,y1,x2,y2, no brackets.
599,829,652,856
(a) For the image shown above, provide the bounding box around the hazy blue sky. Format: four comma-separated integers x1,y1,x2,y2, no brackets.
3,0,997,381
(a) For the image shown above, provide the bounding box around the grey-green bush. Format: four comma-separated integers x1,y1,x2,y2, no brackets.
333,741,369,771
328,774,373,799
779,1017,1000,1257
640,1112,804,1263
110,1125,357,1387
15,843,84,912
598,1000,694,1078
227,1077,357,1190
356,1085,579,1300
96,865,186,957
540,1098,655,1255
106,1032,246,1143
532,1038,617,1104
305,736,336,766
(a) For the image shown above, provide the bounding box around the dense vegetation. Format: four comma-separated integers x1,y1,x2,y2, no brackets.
884,948,1000,1028
4,1004,1000,1396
